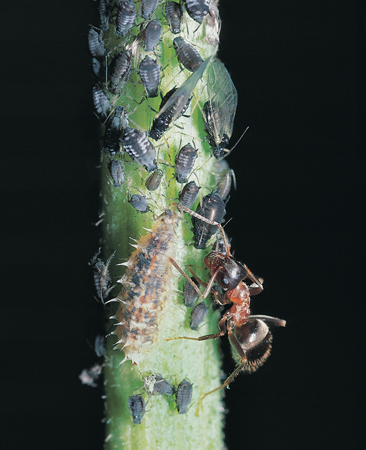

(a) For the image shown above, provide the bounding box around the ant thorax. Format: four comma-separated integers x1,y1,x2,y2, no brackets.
204,252,248,291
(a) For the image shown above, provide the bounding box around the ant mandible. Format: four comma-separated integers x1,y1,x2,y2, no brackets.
168,203,286,412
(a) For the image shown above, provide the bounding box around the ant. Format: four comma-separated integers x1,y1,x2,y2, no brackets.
167,203,286,412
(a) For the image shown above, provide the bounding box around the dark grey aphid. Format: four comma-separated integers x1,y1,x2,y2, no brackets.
149,57,211,141
141,0,159,19
175,144,198,183
116,0,136,37
99,0,110,31
173,37,203,72
204,57,238,158
176,379,193,414
145,169,163,191
139,56,160,98
194,191,225,249
104,106,128,156
144,19,162,52
213,159,235,200
128,194,150,213
165,1,183,34
190,301,208,330
94,335,105,357
179,181,200,208
88,28,106,58
91,250,115,302
92,84,111,117
184,0,211,24
108,160,124,187
122,127,157,172
109,49,132,94
92,58,102,77
153,376,175,396
183,276,200,307
128,395,146,424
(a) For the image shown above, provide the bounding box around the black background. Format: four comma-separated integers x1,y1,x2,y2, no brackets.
0,1,364,449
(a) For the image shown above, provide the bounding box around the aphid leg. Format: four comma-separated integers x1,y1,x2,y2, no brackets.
196,327,246,414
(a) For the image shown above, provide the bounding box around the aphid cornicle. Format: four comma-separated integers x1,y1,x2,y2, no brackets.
178,180,200,208
141,0,159,19
184,0,211,24
92,84,111,118
204,57,238,158
99,0,110,31
128,194,150,213
165,1,183,34
213,159,235,200
128,395,146,425
175,144,198,183
91,250,115,302
88,28,106,58
116,0,136,37
122,127,158,172
139,56,160,98
173,37,203,72
145,169,163,191
109,49,132,94
149,57,211,140
104,106,128,157
110,210,179,367
183,276,200,307
143,19,162,52
176,379,193,414
193,191,226,249
190,301,208,330
108,160,124,187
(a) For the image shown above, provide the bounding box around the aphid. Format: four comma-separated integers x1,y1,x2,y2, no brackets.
91,249,115,302
92,58,102,78
149,57,211,140
168,205,286,408
173,37,203,72
184,0,211,24
88,28,106,58
108,160,125,187
109,49,132,94
139,56,160,98
128,395,146,424
144,375,175,396
190,301,208,330
178,181,200,208
193,191,225,249
110,210,179,367
183,276,200,307
213,159,235,200
144,19,162,52
165,1,183,34
204,57,238,158
94,335,105,357
175,144,198,183
104,106,128,157
145,168,163,191
122,127,157,172
92,84,111,118
79,364,103,388
116,0,136,37
128,194,150,213
176,379,193,414
99,0,110,31
141,0,159,19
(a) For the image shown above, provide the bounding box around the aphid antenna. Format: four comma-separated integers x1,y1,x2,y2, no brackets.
219,126,249,161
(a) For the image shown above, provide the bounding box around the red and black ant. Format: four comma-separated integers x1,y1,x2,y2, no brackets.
167,203,286,412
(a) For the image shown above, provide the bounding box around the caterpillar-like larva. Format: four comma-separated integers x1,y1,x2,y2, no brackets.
109,209,179,367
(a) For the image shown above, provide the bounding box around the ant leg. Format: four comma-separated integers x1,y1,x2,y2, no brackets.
249,315,287,328
166,311,228,342
172,202,231,255
196,329,246,414
245,267,263,295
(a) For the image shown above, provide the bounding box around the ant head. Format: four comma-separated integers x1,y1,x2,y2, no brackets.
204,253,248,290
231,318,273,372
